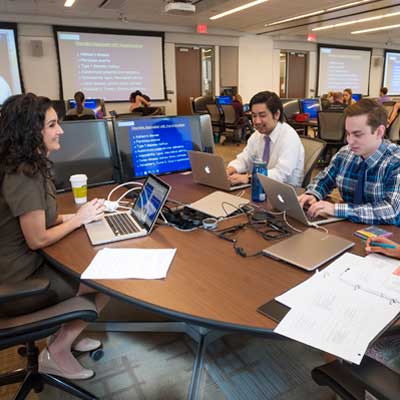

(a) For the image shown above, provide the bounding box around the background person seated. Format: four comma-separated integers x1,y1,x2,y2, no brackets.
343,88,356,106
378,87,391,105
129,90,150,112
65,91,95,119
326,92,346,111
227,91,304,187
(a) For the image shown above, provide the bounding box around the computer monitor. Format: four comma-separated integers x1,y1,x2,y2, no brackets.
352,93,362,102
216,95,232,105
113,115,209,181
300,98,320,119
67,98,105,118
282,99,301,120
49,119,115,191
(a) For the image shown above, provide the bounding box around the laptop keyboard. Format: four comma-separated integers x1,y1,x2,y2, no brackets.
105,213,140,236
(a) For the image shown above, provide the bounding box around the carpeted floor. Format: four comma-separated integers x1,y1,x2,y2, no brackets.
0,331,335,399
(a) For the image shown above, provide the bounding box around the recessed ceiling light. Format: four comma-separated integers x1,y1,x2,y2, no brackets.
265,10,324,26
312,11,400,31
64,0,76,7
210,0,268,20
352,23,400,34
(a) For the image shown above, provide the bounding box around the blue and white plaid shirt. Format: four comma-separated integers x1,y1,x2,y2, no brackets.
306,140,400,225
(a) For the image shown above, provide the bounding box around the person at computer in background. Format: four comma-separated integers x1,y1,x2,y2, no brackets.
0,93,109,380
65,91,95,118
298,99,400,225
232,93,251,141
326,91,346,111
343,88,356,106
378,87,391,105
129,90,150,112
226,91,304,186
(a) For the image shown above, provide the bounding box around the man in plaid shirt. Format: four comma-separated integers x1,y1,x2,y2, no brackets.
299,99,400,225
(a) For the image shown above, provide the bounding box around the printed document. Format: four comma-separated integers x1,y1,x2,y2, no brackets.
81,248,176,280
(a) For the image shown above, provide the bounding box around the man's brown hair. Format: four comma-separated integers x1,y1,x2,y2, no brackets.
344,98,388,132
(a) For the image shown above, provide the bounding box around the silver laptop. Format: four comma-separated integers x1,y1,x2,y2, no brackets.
263,228,354,271
258,175,344,226
188,151,251,192
188,191,250,218
85,174,171,245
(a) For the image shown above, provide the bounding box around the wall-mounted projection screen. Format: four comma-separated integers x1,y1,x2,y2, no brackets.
54,26,166,102
317,45,371,96
0,22,23,105
383,50,400,95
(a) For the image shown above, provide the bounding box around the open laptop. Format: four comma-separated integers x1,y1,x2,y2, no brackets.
85,174,171,245
188,151,251,192
258,175,344,226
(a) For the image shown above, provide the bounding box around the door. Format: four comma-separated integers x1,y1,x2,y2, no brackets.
175,47,201,115
287,52,307,99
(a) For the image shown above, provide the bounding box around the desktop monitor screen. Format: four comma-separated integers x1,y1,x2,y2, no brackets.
352,93,362,102
300,98,320,119
114,115,206,180
216,95,232,105
67,98,105,118
49,119,115,191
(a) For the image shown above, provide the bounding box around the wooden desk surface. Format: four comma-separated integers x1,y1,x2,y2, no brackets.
42,174,398,334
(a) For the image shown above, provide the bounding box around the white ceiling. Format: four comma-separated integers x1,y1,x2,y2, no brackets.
1,0,400,45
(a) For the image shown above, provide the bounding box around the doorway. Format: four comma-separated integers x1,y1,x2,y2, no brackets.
279,51,307,99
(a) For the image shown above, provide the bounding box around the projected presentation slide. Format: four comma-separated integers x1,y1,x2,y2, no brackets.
55,28,166,101
0,26,22,105
383,51,400,95
127,117,193,177
318,46,371,95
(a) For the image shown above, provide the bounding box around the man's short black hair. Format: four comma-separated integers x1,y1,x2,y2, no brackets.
249,91,283,122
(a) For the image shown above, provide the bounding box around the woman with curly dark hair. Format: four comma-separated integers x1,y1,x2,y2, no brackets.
0,93,108,380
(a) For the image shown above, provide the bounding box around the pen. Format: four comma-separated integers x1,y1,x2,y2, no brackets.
369,242,397,249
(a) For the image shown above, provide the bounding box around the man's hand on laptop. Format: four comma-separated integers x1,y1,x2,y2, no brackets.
298,193,318,209
306,200,335,218
228,173,250,185
226,166,236,176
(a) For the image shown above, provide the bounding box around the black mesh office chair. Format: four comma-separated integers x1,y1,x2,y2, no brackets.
220,104,246,144
312,356,400,400
317,111,346,164
206,104,224,142
193,96,214,114
0,278,99,399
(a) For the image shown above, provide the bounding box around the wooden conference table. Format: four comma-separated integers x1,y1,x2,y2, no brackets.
42,173,399,399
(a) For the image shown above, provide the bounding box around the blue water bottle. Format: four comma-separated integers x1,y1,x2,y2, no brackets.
251,161,267,202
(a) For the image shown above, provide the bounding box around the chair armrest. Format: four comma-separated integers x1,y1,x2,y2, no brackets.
0,278,50,302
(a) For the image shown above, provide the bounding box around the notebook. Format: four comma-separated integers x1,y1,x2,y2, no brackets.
258,175,344,226
262,228,354,271
84,174,171,245
188,151,251,192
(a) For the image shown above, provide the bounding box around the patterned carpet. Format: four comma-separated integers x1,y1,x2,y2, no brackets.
0,330,335,399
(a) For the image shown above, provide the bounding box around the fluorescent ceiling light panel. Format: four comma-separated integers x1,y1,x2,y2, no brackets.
64,0,76,7
265,10,324,26
313,11,400,31
352,23,400,34
326,0,371,12
210,0,268,20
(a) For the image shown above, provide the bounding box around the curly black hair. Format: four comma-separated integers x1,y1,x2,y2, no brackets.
0,93,53,184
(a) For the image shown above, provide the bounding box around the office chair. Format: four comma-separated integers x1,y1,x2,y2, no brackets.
206,104,224,142
300,136,326,187
193,96,214,114
220,104,247,144
317,111,346,164
312,356,400,400
0,278,99,399
387,113,400,142
282,99,300,121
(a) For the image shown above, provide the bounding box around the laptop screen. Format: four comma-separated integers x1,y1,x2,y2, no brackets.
131,175,170,231
114,115,208,180
50,119,115,191
300,98,320,119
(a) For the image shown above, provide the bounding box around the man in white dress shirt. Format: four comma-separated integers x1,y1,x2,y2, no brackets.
227,91,305,187
0,76,12,105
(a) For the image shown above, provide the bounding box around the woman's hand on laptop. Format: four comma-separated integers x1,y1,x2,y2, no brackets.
75,198,105,225
228,173,250,185
306,200,335,218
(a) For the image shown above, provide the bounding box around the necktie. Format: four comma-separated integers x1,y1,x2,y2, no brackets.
262,136,271,165
353,161,367,204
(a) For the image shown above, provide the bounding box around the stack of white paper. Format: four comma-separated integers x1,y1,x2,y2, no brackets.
274,253,400,364
81,248,176,280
